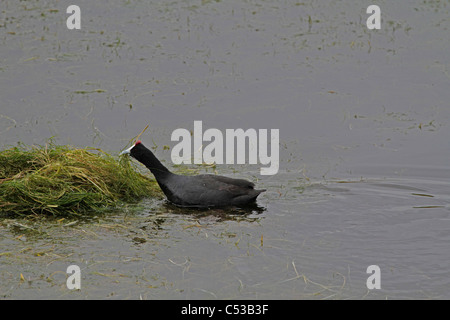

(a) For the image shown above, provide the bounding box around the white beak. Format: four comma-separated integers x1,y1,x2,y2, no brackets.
119,145,134,156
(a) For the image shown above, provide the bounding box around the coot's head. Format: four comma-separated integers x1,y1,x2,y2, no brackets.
120,140,169,175
119,140,145,158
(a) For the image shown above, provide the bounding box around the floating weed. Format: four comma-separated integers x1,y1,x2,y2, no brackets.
0,143,161,216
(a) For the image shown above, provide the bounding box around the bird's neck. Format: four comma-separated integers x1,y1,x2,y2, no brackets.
135,148,171,179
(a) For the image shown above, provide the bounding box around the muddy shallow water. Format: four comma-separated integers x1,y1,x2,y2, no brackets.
0,0,449,299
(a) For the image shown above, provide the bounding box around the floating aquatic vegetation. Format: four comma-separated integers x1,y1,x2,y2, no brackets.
0,143,161,216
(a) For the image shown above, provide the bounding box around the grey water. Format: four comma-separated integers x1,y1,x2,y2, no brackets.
0,0,449,299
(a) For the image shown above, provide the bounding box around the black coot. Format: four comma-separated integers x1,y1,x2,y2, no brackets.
120,140,266,208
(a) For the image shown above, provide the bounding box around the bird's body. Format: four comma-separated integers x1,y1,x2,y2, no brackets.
156,173,264,208
120,140,265,208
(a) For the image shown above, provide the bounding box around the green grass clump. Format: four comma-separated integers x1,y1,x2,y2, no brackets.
0,144,161,216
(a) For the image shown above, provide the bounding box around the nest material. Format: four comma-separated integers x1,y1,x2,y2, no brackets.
0,144,160,216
